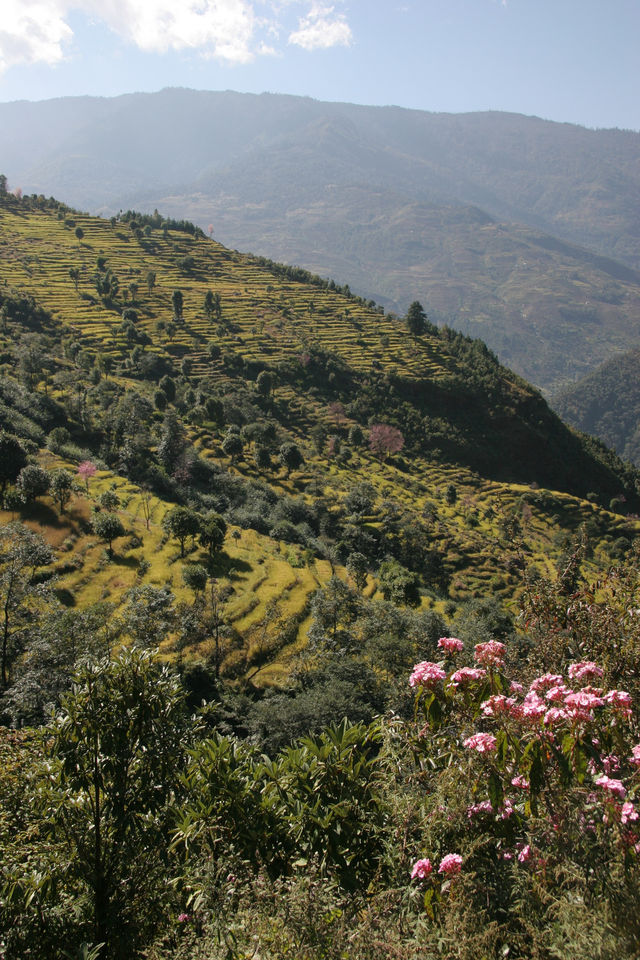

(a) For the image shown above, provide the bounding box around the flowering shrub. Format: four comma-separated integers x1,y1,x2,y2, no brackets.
407,627,640,950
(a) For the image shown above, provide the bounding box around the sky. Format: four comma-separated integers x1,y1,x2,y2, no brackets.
1,0,639,131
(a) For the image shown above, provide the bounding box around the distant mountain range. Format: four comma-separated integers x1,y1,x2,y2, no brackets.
2,88,640,394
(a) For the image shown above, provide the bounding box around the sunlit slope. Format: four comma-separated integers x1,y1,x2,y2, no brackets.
1,195,639,683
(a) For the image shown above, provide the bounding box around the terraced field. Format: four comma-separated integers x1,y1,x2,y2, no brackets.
1,195,638,684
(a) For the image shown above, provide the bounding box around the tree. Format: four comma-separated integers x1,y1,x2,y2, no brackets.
50,469,74,513
146,270,156,295
69,266,80,291
0,174,7,195
199,512,227,561
157,410,187,473
346,552,369,592
120,585,175,648
98,489,120,512
256,370,273,398
77,460,97,494
0,433,28,506
92,512,125,559
368,423,404,460
158,374,176,402
16,464,50,503
44,649,189,957
377,558,421,607
222,432,243,464
279,441,304,477
171,289,184,320
161,506,201,557
182,563,208,595
345,482,377,518
0,522,53,690
255,444,271,471
203,290,216,319
74,226,84,244
405,300,428,337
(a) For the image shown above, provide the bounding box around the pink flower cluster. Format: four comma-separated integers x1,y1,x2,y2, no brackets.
481,694,517,717
409,661,446,689
463,732,497,753
438,636,464,653
448,666,486,687
595,775,626,799
438,853,462,876
474,640,506,667
410,857,433,879
568,661,604,683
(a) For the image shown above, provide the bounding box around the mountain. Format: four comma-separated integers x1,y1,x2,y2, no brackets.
2,88,640,394
553,347,640,465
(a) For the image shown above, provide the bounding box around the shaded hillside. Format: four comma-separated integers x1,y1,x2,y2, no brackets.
2,89,640,393
554,347,640,465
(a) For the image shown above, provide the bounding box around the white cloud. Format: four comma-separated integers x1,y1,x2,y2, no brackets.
0,0,353,74
288,2,352,50
87,0,258,63
0,0,72,73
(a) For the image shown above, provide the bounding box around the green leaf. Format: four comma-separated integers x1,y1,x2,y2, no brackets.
488,770,504,809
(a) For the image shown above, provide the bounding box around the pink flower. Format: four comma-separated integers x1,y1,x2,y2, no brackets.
511,775,530,791
563,690,604,721
409,661,446,689
474,640,505,667
568,661,604,683
509,681,524,694
630,744,640,766
530,673,563,693
449,666,486,688
438,636,464,653
545,684,570,703
177,913,190,923
543,707,568,726
522,692,546,720
481,694,516,717
621,802,639,825
463,732,497,753
467,800,493,818
438,853,462,876
604,690,632,716
517,844,532,863
595,775,626,799
601,754,621,775
500,799,514,820
410,858,433,879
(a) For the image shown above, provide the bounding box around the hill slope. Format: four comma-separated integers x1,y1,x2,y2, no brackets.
0,191,638,681
553,347,640,465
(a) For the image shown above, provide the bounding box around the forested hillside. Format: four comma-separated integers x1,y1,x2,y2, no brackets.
554,347,640,465
2,189,640,959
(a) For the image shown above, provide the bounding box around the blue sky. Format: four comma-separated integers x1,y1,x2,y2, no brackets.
1,0,639,130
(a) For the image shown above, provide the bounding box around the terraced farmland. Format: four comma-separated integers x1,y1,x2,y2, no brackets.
1,193,638,684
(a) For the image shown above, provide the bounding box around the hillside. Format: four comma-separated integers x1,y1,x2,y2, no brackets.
4,190,640,960
553,347,640,465
0,190,638,686
2,89,640,394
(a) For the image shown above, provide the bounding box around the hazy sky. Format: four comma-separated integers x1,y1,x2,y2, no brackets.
1,0,638,130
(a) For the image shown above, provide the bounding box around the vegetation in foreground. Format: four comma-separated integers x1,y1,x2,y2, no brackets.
1,543,640,959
